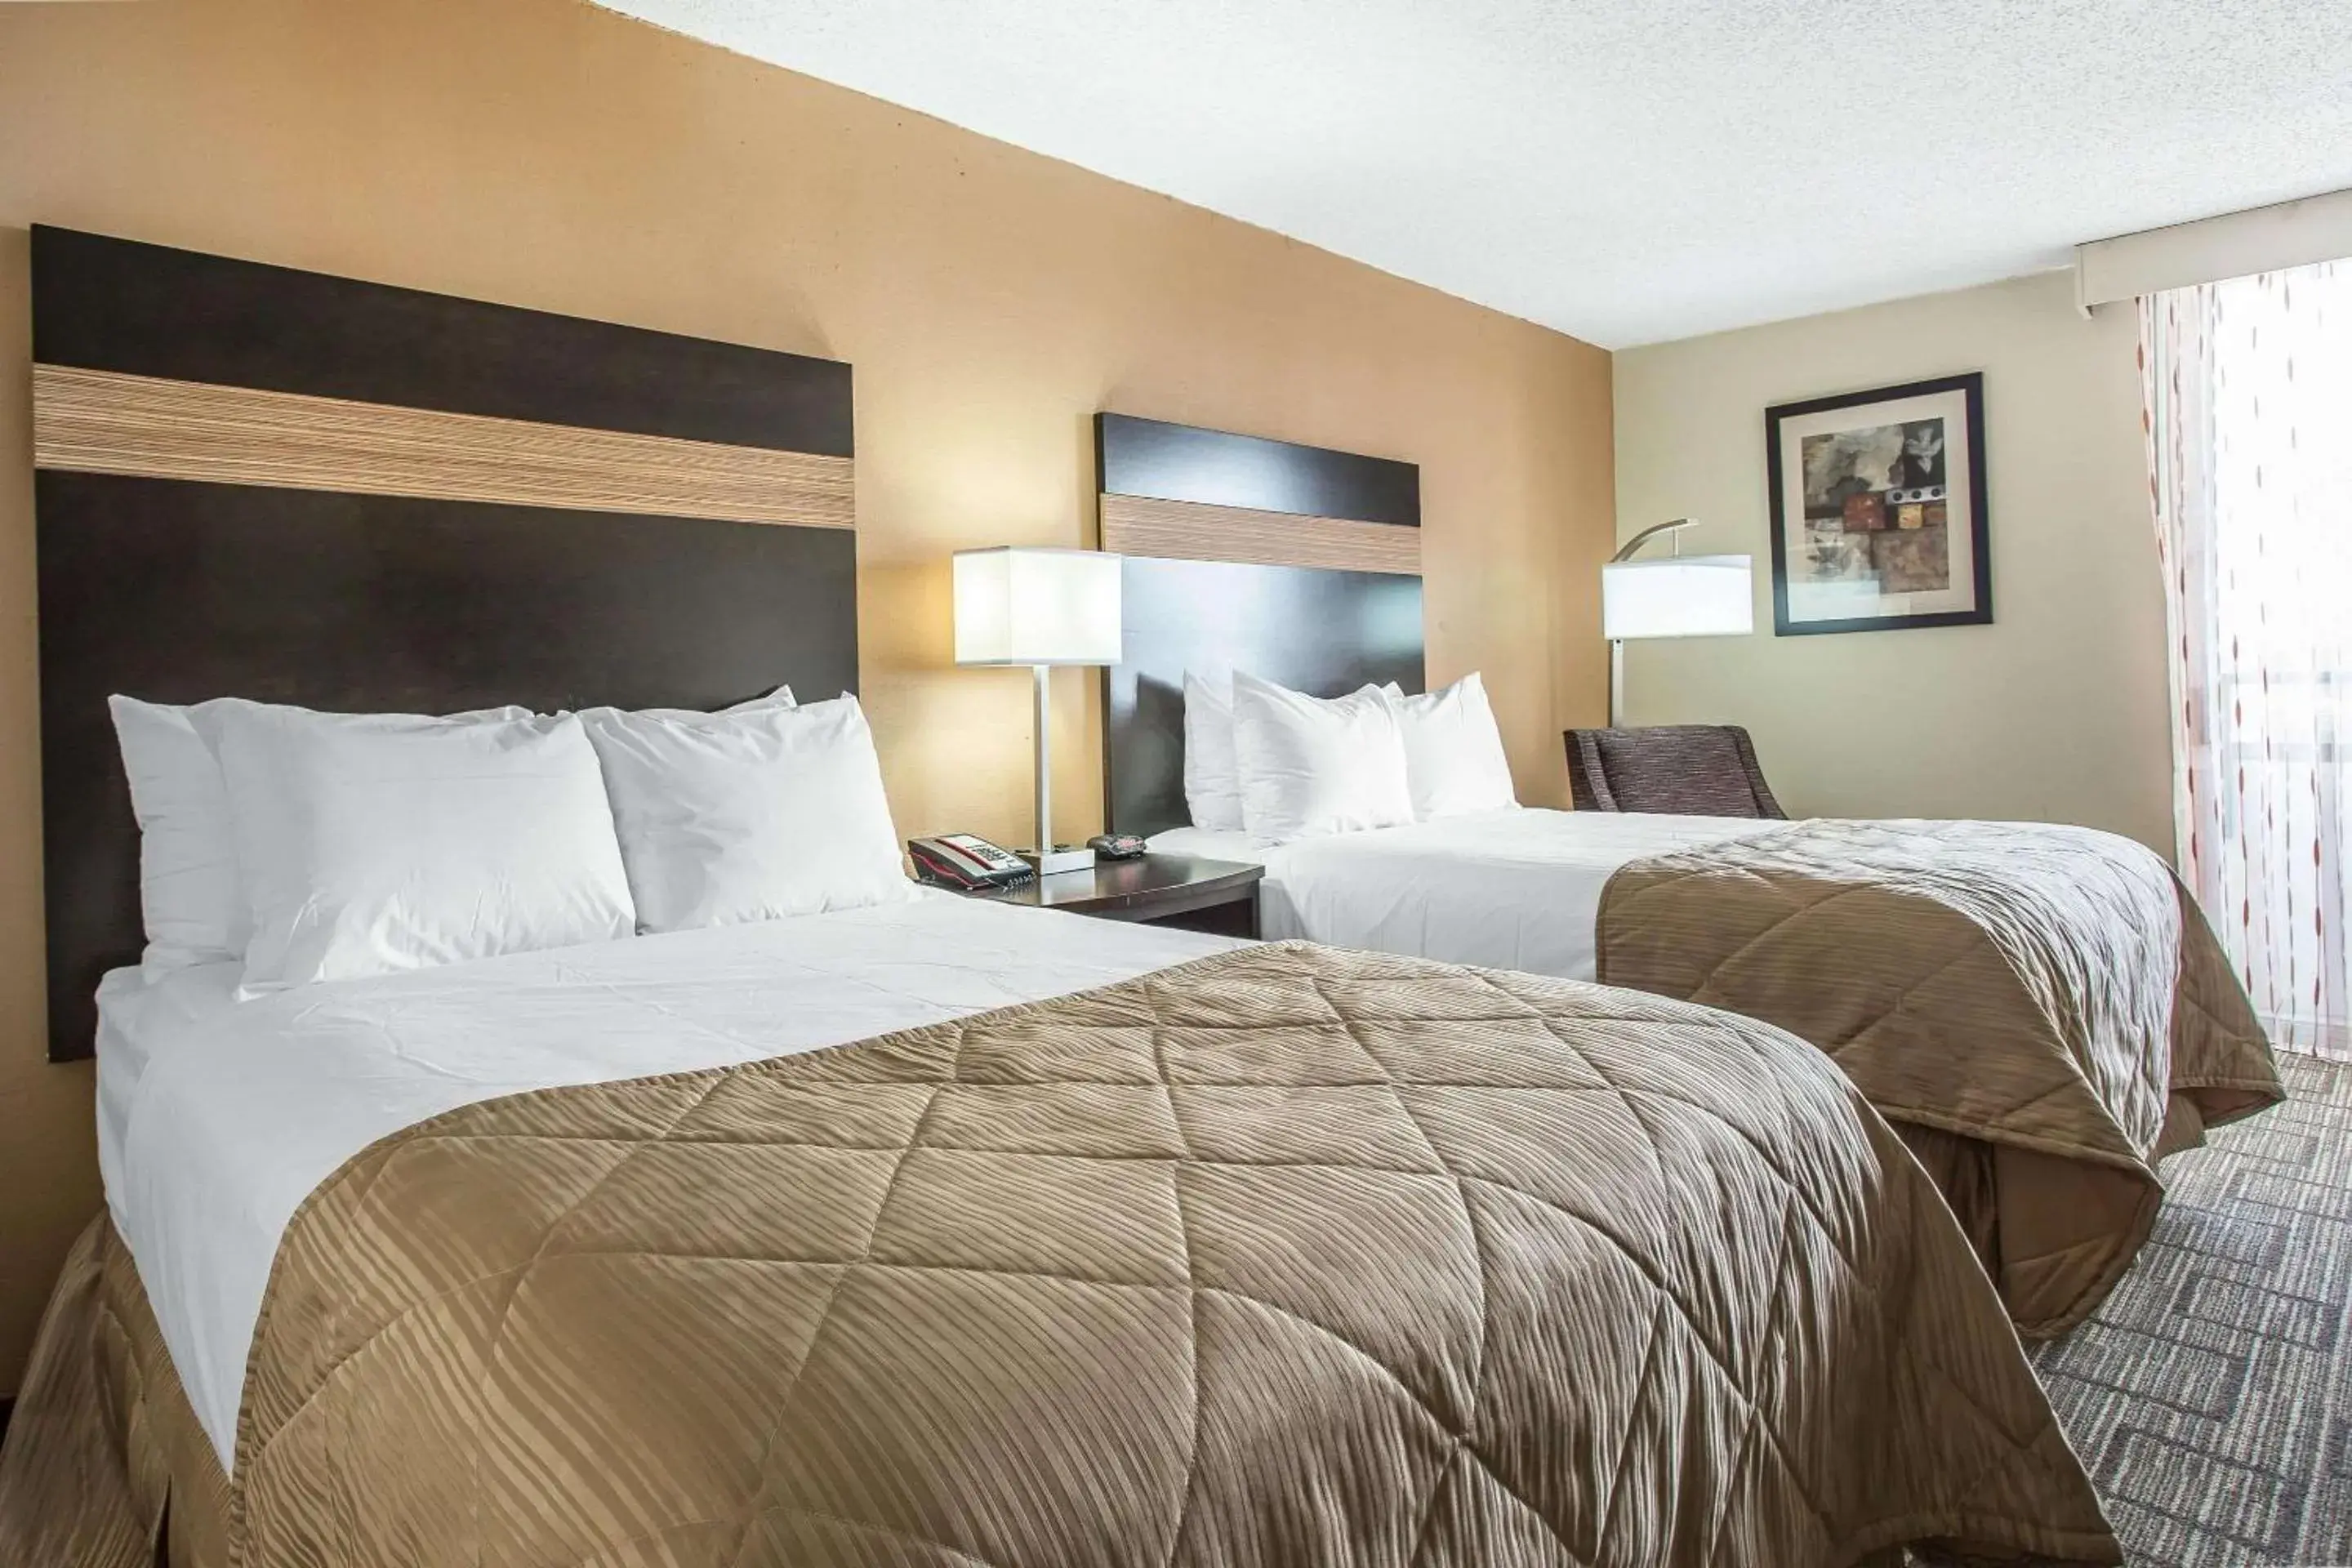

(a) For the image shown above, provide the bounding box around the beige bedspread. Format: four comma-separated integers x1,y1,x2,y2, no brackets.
1597,817,2283,1336
1,942,2116,1566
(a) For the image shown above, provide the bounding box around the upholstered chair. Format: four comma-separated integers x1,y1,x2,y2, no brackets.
1563,725,1788,818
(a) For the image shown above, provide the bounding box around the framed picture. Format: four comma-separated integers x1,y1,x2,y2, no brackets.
1765,372,1989,635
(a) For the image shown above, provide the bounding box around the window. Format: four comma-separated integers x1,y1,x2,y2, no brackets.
2145,261,2352,1057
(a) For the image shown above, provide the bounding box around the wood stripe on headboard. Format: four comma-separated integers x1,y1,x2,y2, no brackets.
1095,412,1421,577
34,365,855,529
1099,492,1420,575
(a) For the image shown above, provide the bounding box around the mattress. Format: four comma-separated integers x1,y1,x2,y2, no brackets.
1152,806,1770,978
107,889,1245,1471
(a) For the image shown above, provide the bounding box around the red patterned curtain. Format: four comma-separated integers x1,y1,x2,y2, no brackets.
2142,261,2352,1059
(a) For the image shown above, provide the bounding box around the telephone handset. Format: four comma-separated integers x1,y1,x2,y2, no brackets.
907,833,1036,891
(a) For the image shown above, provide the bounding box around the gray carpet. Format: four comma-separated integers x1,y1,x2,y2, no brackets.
2029,1052,2352,1566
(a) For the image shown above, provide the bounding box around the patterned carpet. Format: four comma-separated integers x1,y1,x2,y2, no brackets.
2030,1052,2352,1566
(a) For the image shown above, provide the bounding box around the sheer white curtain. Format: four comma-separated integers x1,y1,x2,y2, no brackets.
2142,261,2352,1058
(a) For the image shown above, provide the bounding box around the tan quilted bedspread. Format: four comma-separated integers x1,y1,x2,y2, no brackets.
1597,818,2283,1337
1,942,2117,1567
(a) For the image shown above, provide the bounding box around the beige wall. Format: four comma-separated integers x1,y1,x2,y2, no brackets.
0,0,1615,1388
1613,271,2172,853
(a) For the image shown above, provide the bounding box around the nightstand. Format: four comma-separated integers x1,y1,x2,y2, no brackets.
975,853,1263,939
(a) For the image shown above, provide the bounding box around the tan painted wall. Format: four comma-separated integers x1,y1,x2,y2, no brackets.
0,0,1615,1388
1613,271,2172,853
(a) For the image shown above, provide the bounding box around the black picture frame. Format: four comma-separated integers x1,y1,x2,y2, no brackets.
1764,371,1989,636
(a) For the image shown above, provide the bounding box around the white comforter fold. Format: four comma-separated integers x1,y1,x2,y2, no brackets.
1154,806,1771,978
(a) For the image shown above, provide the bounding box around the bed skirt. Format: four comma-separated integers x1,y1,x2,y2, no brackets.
0,1216,231,1568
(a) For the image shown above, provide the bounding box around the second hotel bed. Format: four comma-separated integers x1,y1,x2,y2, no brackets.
1096,406,2279,1339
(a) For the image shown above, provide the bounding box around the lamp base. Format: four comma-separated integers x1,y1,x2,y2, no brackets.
1022,845,1098,877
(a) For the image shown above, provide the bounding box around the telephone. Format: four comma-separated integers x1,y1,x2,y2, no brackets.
907,833,1036,891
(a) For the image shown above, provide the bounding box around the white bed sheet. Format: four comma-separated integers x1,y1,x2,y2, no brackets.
1152,806,1772,981
113,889,1244,1472
95,960,244,1229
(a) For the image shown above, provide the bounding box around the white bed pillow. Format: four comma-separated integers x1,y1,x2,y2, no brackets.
108,695,532,979
109,696,252,978
1230,672,1414,845
581,694,912,933
596,686,795,724
219,705,635,991
1388,673,1518,820
109,692,788,981
1182,671,1245,831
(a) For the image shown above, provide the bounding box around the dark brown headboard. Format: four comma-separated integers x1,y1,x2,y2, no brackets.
1098,414,1425,839
32,226,860,1061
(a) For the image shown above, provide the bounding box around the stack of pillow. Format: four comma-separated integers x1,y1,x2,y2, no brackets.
107,686,911,996
1183,670,1517,844
105,668,1517,995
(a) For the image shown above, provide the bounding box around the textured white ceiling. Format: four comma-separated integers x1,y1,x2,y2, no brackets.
595,0,2352,347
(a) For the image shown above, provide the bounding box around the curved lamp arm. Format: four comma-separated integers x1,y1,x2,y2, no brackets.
1610,517,1698,564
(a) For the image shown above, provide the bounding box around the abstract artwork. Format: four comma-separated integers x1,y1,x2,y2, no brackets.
1766,372,1989,635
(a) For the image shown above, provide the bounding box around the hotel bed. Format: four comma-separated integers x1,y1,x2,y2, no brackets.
0,225,2124,1561
1099,415,2282,1339
8,893,2127,1567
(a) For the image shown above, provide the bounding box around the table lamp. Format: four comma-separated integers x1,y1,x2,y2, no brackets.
952,546,1124,875
1600,519,1753,728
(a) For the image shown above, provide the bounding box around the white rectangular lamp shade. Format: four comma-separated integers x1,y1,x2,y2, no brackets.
1601,555,1754,640
953,547,1124,666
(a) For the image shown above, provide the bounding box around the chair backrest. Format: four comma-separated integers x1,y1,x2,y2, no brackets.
1564,725,1787,818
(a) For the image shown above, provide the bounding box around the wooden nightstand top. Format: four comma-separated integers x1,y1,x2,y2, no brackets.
973,853,1263,924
